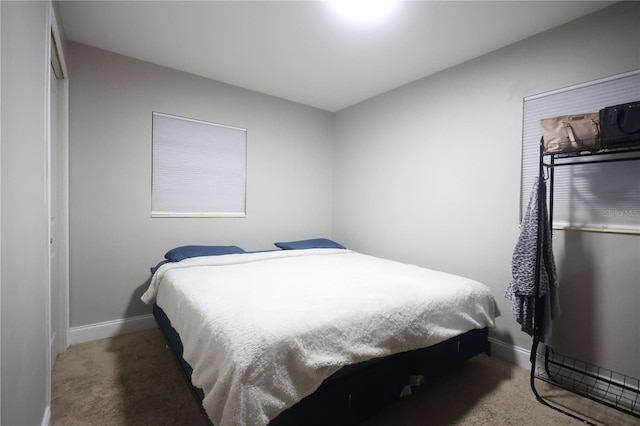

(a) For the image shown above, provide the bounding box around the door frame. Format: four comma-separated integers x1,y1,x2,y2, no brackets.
47,0,69,377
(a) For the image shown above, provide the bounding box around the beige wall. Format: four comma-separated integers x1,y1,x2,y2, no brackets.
68,2,639,376
1,1,50,424
68,42,335,327
333,2,640,375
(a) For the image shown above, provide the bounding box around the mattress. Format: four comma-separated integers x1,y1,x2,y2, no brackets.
141,248,499,426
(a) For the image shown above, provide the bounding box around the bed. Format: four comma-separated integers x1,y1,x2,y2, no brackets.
141,241,500,426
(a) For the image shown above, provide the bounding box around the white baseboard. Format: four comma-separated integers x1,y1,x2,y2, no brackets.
41,405,51,426
488,337,532,369
68,314,157,346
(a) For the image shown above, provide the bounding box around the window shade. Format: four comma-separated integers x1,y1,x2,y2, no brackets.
152,112,247,217
521,70,640,234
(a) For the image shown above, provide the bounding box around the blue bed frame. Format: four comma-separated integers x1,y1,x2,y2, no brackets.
153,303,490,425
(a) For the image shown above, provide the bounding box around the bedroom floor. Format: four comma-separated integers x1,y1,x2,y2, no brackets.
51,328,638,426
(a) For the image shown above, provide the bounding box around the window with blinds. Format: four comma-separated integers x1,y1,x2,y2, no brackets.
521,70,640,234
151,112,247,217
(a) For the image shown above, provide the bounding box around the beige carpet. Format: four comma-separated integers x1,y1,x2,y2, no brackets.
51,329,639,426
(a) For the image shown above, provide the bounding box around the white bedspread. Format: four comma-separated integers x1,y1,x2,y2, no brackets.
141,249,499,426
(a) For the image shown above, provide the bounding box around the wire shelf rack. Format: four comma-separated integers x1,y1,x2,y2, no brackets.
535,350,640,418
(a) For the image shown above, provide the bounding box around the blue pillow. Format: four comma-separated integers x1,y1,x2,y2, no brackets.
164,245,246,262
274,238,346,250
150,259,170,274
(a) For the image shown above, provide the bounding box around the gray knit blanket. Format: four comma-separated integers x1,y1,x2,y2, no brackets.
505,177,560,346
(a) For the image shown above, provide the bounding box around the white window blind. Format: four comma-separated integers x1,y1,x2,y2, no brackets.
521,70,640,234
152,112,247,217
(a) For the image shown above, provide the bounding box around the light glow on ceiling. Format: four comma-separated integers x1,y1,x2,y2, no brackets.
330,0,398,22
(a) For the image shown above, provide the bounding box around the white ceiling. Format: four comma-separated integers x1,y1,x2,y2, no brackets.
58,1,615,112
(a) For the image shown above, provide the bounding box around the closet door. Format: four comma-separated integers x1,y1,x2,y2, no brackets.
49,63,60,368
48,8,68,370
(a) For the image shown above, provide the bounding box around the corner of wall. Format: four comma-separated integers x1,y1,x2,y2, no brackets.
488,338,532,370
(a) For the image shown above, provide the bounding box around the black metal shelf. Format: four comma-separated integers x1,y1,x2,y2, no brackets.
535,348,640,418
529,138,640,424
543,143,640,168
543,142,640,159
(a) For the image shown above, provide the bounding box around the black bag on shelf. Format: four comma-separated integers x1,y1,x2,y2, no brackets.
599,101,640,147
